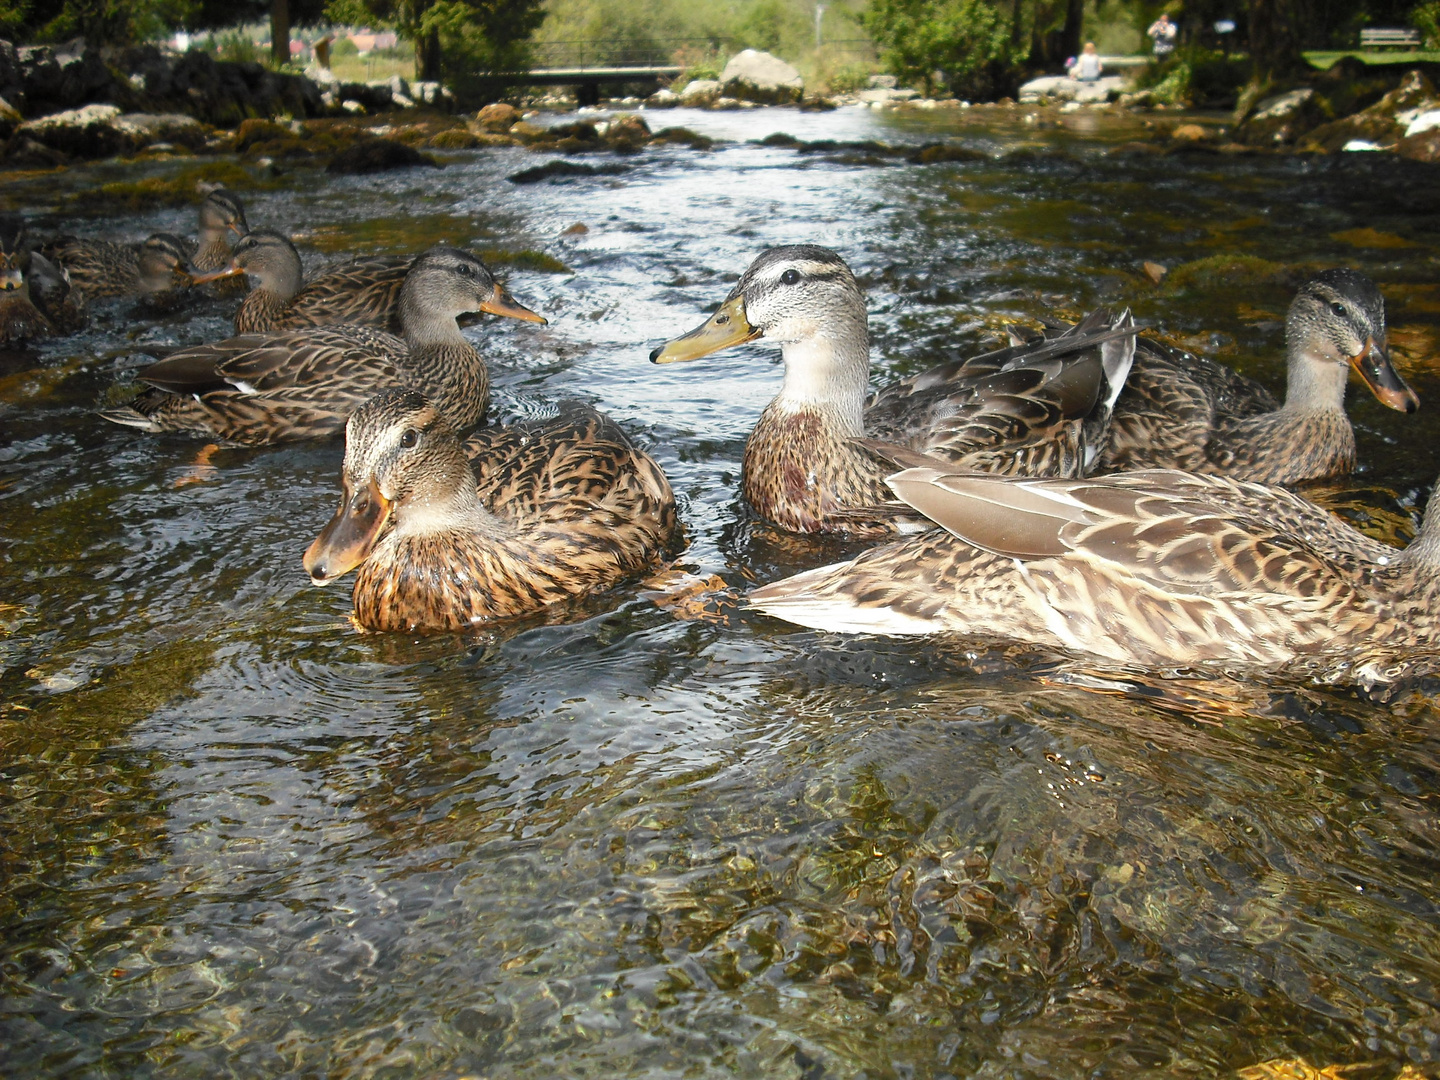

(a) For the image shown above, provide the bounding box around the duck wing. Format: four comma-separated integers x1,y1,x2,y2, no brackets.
1102,338,1278,472
110,326,409,443
281,255,412,331
865,308,1136,477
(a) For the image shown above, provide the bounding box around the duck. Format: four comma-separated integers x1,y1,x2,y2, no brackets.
747,463,1440,668
41,232,195,304
0,213,52,343
193,229,542,335
100,245,532,444
650,245,1137,536
0,259,53,343
303,387,680,633
1101,269,1418,484
191,189,251,299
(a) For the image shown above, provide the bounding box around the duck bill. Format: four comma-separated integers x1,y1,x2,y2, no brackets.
0,267,22,291
227,221,248,238
1349,337,1419,414
303,479,392,585
479,283,547,324
188,263,246,286
650,295,759,364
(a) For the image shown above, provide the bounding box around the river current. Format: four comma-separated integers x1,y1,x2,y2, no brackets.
2,103,1439,1078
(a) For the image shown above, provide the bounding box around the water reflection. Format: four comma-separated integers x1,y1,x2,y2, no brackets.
1,103,1438,1077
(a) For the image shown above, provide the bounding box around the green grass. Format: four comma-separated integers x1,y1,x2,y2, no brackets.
327,47,416,85
1306,49,1440,68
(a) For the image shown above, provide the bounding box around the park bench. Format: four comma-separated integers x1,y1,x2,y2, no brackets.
1359,27,1422,49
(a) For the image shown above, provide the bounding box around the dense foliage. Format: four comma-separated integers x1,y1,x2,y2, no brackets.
863,0,1020,97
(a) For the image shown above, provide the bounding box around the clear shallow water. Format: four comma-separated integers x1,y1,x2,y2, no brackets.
2,104,1440,1078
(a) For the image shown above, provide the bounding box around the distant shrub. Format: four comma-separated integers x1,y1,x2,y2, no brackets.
1415,2,1440,49
821,61,874,94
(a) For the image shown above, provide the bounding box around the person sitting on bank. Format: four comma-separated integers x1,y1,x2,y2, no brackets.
1069,42,1103,81
1148,13,1178,57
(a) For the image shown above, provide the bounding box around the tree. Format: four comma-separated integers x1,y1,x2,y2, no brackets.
864,0,1024,97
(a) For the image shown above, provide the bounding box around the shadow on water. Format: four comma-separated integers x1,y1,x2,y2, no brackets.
1,104,1439,1077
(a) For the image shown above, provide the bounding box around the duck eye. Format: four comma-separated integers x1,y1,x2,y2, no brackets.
399,428,420,449
780,268,801,286
458,263,474,277
1330,301,1347,317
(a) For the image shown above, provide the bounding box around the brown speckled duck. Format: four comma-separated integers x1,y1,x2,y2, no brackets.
100,245,513,444
192,189,251,299
1102,269,1418,484
651,245,1136,536
0,213,52,343
748,464,1440,669
41,232,195,303
195,229,542,335
303,388,679,633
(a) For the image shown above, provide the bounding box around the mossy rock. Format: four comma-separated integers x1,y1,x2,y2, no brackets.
326,138,441,174
479,248,572,274
233,118,300,153
1165,254,1295,292
429,129,483,150
67,161,262,212
650,127,715,150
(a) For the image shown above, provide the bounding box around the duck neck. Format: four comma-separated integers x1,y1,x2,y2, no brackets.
772,312,870,436
1281,343,1348,414
403,337,489,432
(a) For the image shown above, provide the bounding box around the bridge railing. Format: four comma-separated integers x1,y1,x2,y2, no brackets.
527,37,877,71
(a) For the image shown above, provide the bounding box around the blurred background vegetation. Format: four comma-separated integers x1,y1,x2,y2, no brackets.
2,0,1438,105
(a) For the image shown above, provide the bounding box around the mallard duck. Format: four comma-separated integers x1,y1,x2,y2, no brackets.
651,245,1137,536
748,464,1440,667
0,260,53,343
1102,269,1418,484
192,189,251,299
100,245,519,444
303,388,679,632
0,214,52,343
194,231,418,333
41,232,195,302
194,230,543,336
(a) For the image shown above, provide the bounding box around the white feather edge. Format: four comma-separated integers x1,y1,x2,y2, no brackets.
746,560,938,635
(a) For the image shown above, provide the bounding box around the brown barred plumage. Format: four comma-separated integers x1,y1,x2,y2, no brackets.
653,245,1135,537
749,467,1440,669
100,246,506,444
1102,270,1418,484
306,390,680,633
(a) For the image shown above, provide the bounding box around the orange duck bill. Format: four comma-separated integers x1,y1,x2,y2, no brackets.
480,283,547,324
649,295,759,364
187,262,246,286
304,478,392,585
1351,336,1419,414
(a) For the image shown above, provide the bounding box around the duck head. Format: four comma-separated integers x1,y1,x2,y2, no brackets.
304,388,479,585
1287,268,1418,414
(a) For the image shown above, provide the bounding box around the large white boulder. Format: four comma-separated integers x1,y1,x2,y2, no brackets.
679,78,721,106
721,49,803,104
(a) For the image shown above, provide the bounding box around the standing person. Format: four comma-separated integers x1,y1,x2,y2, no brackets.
1069,41,1103,81
1148,13,1178,58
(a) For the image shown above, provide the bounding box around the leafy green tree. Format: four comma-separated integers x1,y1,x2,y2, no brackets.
0,0,197,42
864,0,1023,96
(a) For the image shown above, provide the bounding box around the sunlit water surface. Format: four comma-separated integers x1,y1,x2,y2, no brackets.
2,103,1440,1079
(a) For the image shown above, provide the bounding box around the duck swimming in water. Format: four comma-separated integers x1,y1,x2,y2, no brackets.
101,245,530,443
651,245,1136,536
304,388,679,633
1102,269,1418,484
